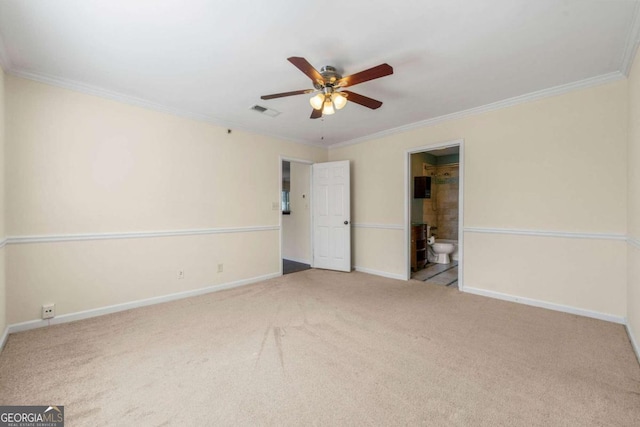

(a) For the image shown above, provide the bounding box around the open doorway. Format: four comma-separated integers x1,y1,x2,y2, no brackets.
406,140,464,288
281,159,312,275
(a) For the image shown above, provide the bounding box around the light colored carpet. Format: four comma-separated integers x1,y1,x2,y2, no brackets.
1,270,639,426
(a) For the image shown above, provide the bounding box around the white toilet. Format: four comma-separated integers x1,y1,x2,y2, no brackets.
427,236,455,264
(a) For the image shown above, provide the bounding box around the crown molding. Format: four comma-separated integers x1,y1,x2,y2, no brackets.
621,1,640,76
1,52,629,152
6,68,326,149
0,31,12,71
329,71,626,150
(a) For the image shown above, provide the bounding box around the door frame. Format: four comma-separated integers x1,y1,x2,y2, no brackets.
279,156,314,276
404,139,465,288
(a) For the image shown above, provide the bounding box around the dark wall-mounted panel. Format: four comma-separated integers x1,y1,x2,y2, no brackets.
414,176,431,199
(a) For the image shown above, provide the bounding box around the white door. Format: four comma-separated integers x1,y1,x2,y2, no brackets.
312,160,351,272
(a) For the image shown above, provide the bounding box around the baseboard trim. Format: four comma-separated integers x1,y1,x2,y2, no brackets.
352,223,404,230
463,286,625,324
7,272,281,334
354,266,405,281
6,225,279,245
464,227,626,241
626,324,640,365
0,326,8,353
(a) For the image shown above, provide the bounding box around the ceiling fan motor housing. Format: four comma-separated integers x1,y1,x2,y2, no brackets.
314,65,342,90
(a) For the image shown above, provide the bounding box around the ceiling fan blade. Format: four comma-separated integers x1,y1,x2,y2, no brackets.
310,108,323,119
261,89,314,100
288,57,324,85
342,90,383,109
336,63,393,88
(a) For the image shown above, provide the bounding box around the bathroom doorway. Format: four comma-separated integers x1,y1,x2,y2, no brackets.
405,140,464,288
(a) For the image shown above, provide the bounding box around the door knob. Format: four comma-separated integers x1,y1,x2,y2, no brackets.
344,220,349,225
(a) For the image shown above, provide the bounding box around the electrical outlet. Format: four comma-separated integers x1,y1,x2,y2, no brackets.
177,269,184,279
42,304,55,319
217,263,224,273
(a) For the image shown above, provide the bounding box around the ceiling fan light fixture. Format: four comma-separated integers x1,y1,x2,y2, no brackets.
309,93,325,110
262,57,393,119
332,92,347,110
322,99,335,115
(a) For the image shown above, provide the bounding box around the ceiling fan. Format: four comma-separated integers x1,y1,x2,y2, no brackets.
260,57,393,119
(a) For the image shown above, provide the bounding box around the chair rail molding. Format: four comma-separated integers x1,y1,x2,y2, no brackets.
6,225,280,245
464,227,627,241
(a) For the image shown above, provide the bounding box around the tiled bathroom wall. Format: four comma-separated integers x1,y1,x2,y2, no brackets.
433,164,459,240
411,152,459,240
420,163,459,240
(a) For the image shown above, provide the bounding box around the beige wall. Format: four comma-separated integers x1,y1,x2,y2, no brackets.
0,67,6,336
282,162,311,263
7,231,280,323
330,79,628,318
627,51,640,351
1,63,637,334
5,75,326,324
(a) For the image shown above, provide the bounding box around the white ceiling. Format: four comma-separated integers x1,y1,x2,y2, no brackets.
0,0,638,147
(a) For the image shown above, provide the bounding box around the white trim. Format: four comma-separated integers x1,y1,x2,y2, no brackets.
404,139,465,289
279,156,315,166
626,324,640,365
0,238,6,249
463,286,625,324
457,142,465,290
6,225,279,245
5,68,626,151
279,156,315,274
464,227,626,241
621,1,640,76
7,68,325,149
0,32,11,71
354,266,405,281
352,223,403,230
329,72,624,150
7,272,281,334
628,236,640,250
0,326,8,353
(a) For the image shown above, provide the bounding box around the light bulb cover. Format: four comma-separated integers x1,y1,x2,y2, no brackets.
332,93,347,110
322,99,335,115
309,93,325,110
